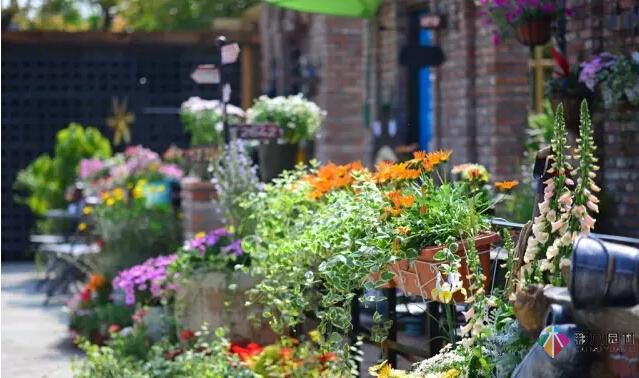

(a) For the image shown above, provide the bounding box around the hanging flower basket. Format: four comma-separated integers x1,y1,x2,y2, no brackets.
393,232,500,302
516,17,552,46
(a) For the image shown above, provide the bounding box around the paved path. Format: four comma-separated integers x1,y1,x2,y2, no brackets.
2,262,80,378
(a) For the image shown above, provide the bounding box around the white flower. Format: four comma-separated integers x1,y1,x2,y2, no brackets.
551,219,565,233
546,210,557,223
538,200,550,213
537,231,549,244
546,244,559,259
586,201,599,213
463,307,475,322
540,259,555,272
532,223,546,238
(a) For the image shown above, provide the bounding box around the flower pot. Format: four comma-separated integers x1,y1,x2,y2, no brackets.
186,145,220,179
516,18,552,46
143,178,173,207
570,236,639,309
174,271,276,344
394,232,500,302
257,142,299,182
142,306,170,342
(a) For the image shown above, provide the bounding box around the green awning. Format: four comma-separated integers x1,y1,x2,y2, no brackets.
265,0,381,18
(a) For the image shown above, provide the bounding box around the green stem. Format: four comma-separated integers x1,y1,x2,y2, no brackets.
444,303,456,347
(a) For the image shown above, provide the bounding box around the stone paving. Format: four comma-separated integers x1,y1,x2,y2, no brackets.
2,262,80,378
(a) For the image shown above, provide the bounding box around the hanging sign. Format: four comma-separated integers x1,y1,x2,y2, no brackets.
191,65,220,84
420,14,447,29
230,124,282,140
221,43,241,64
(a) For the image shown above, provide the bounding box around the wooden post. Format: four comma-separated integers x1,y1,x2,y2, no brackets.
241,45,255,110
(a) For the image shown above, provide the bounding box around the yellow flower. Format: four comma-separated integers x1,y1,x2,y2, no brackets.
106,198,116,206
431,282,454,304
82,206,93,215
194,231,206,239
443,368,461,378
369,360,407,378
77,222,87,231
132,187,144,199
309,330,321,343
113,187,125,200
101,191,112,201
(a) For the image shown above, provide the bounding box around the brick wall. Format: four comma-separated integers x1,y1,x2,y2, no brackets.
260,5,371,165
564,0,639,236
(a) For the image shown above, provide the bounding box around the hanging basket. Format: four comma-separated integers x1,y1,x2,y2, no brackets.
516,18,553,46
372,232,500,302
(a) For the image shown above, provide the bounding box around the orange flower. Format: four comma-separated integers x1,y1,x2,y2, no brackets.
304,161,363,199
86,273,107,292
419,206,428,216
495,180,519,191
422,149,452,172
396,226,410,235
374,162,419,183
386,190,415,209
408,150,428,166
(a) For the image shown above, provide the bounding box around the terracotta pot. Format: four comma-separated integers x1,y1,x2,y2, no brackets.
394,232,500,302
175,271,277,345
516,18,552,46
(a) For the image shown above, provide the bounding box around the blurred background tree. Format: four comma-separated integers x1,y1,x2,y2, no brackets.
2,0,258,31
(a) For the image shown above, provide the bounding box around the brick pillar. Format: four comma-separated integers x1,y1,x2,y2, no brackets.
180,177,223,239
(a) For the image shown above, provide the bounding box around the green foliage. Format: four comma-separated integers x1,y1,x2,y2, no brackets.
3,0,260,31
243,158,494,353
69,303,134,342
526,100,555,154
180,110,224,146
598,55,639,108
73,328,256,378
93,201,182,277
14,123,112,215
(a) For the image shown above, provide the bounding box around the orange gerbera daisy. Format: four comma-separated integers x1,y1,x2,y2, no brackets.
386,190,415,209
374,162,420,183
305,161,363,199
423,149,452,172
495,180,519,191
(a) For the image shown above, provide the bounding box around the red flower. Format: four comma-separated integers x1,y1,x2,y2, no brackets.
279,347,294,360
108,324,120,333
80,288,91,302
230,341,263,361
319,352,337,363
179,329,195,342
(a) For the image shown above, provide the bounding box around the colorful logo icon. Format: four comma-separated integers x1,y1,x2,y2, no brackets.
538,325,570,358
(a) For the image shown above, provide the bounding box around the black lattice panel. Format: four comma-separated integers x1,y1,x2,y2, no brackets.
1,37,241,260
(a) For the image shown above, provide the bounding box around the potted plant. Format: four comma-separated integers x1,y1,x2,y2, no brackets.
246,94,325,181
168,228,274,344
180,96,245,177
577,51,639,110
546,48,594,134
477,0,569,46
242,153,517,354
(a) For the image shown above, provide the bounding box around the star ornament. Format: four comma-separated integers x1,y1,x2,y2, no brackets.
107,97,135,146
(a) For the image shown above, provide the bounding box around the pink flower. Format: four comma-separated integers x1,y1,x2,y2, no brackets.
158,164,184,180
558,192,573,207
80,159,104,179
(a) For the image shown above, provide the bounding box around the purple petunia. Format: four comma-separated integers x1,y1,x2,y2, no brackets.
112,254,177,306
579,53,616,91
222,240,244,257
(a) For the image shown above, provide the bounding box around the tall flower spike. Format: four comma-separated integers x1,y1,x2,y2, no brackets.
572,99,599,234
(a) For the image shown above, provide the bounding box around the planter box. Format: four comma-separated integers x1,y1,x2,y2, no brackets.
174,271,276,344
375,232,500,302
